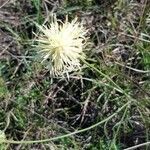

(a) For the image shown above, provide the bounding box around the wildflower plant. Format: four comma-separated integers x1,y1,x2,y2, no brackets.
35,15,88,76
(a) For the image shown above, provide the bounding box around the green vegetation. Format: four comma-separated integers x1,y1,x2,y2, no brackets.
0,0,150,149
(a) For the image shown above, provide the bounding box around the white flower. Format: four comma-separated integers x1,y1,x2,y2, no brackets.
35,15,88,76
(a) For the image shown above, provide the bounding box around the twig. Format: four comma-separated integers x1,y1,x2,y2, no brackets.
0,0,10,9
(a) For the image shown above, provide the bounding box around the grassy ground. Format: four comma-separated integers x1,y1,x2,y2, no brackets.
0,0,150,149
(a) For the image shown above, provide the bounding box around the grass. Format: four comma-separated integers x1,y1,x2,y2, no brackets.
0,0,150,149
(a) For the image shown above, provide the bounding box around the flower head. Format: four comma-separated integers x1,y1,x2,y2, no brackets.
35,15,88,76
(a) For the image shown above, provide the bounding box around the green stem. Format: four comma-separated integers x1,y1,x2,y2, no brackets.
82,59,132,99
124,141,150,150
2,101,131,144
